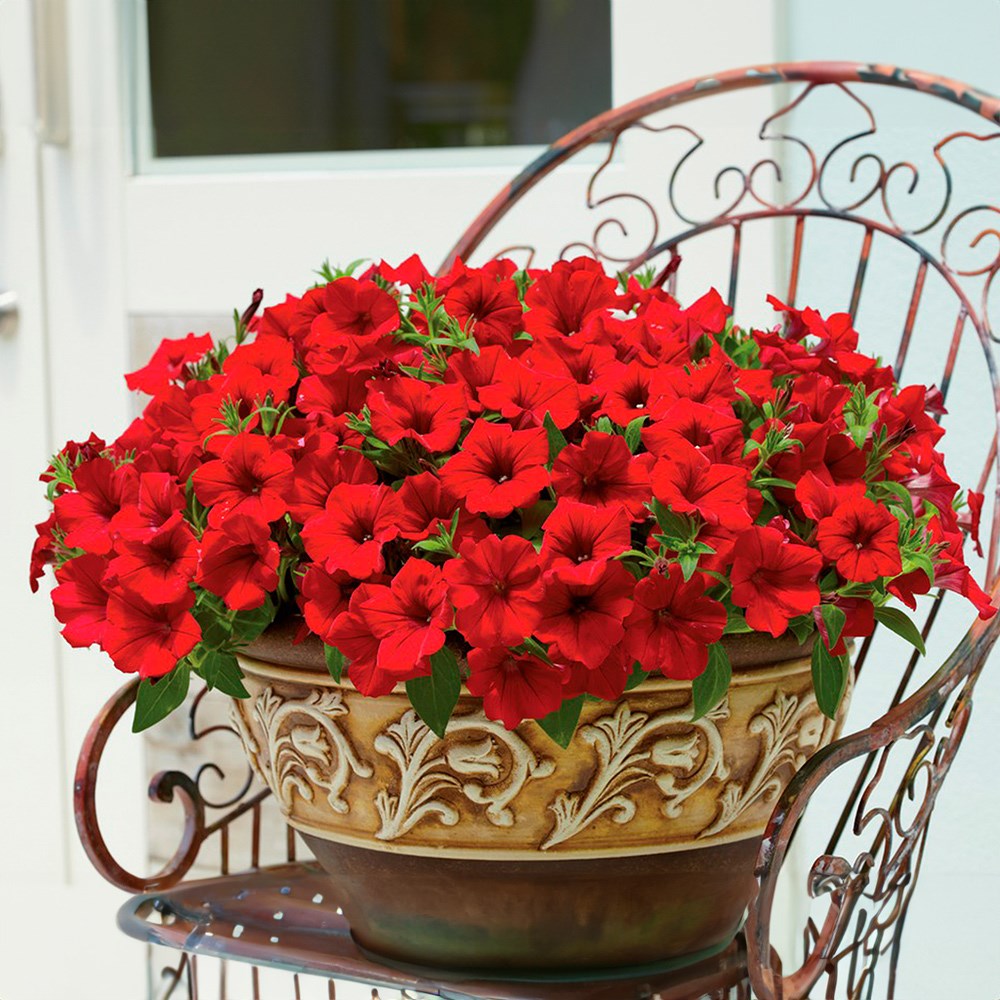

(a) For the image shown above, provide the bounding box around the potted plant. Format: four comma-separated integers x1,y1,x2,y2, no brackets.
32,255,994,975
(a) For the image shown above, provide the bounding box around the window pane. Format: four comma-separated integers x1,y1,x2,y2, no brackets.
144,0,612,157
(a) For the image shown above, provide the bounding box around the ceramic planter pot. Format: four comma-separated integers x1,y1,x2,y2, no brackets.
231,628,848,974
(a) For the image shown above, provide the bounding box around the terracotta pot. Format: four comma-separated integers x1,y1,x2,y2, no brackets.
231,627,848,975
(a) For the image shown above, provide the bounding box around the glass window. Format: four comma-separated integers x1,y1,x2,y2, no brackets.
144,0,612,158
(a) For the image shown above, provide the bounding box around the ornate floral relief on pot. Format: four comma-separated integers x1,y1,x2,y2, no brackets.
230,653,846,858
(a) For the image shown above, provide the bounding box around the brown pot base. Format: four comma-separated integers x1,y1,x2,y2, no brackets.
301,832,758,972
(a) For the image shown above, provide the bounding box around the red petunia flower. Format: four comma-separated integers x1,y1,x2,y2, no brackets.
466,647,566,729
439,420,549,517
652,443,751,530
314,276,399,343
540,499,631,568
793,470,865,523
442,345,507,413
103,589,201,678
353,558,451,669
443,534,544,647
813,597,875,655
557,644,631,701
730,526,822,637
593,361,658,426
300,483,403,578
192,433,294,528
296,369,372,428
325,584,393,695
54,458,139,556
817,498,902,583
623,566,727,679
443,269,524,350
286,436,378,524
478,358,580,430
368,377,468,452
524,257,620,341
111,472,187,541
395,472,488,545
30,512,58,592
223,336,300,399
196,514,281,610
297,564,354,645
534,560,634,669
51,554,111,648
125,332,214,395
642,398,745,465
110,518,199,603
551,431,651,518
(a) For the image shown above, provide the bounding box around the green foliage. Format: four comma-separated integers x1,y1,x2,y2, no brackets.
874,606,926,655
543,412,569,466
133,664,192,733
811,641,850,719
536,695,584,749
405,647,461,738
324,645,346,683
198,649,249,698
818,604,847,649
692,643,732,720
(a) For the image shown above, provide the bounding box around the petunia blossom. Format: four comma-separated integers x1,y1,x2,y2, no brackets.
103,589,201,678
466,647,566,729
196,514,281,610
444,534,544,647
300,483,403,579
439,420,549,517
730,526,822,637
623,565,726,679
817,498,902,583
534,560,634,669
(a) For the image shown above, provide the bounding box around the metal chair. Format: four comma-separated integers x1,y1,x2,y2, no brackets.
76,62,1000,1000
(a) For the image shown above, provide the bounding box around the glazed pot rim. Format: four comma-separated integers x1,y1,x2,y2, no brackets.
234,647,815,694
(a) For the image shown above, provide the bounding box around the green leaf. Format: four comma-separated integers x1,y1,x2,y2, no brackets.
595,416,615,435
678,550,700,582
692,644,732,720
723,607,754,635
811,641,850,719
543,412,568,466
624,662,649,691
624,416,646,454
788,615,815,645
133,664,192,733
405,646,461,738
877,480,915,517
324,644,346,683
198,649,249,698
818,604,847,649
874,606,926,655
536,695,584,749
231,598,277,644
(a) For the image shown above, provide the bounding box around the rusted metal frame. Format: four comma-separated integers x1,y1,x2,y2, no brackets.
824,591,946,858
894,259,929,376
728,221,742,309
786,216,806,307
74,677,272,893
938,307,968,402
746,595,1000,1000
849,227,874,317
441,62,1000,271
